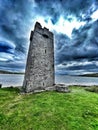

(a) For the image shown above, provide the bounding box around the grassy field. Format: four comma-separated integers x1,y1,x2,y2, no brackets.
0,86,98,130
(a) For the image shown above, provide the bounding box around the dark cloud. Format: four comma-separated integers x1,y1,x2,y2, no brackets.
66,64,97,71
0,41,15,54
0,61,25,72
35,0,98,22
56,20,98,62
0,0,34,55
0,0,35,69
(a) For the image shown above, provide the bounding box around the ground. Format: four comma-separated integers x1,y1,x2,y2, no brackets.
0,86,98,130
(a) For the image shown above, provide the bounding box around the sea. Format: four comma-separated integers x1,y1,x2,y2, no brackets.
0,74,98,88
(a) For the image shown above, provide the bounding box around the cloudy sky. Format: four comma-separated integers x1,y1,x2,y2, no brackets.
0,0,98,75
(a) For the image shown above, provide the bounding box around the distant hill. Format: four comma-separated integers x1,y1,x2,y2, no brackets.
0,70,24,74
81,73,98,77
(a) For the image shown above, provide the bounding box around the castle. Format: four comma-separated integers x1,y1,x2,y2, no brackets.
23,22,54,92
23,22,69,93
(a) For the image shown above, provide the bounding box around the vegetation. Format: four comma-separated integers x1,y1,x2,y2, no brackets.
85,86,98,93
80,73,98,77
0,70,24,74
0,86,98,130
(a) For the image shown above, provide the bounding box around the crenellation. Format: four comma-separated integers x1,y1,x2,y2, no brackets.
30,31,34,41
35,22,42,29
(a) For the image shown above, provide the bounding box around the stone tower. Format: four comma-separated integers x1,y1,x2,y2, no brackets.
23,22,54,92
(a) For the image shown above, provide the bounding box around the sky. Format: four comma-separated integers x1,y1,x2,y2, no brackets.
0,0,98,75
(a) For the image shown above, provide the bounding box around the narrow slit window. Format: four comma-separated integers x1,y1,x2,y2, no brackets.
45,49,46,53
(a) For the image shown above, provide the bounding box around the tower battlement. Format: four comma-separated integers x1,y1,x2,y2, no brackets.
34,22,53,39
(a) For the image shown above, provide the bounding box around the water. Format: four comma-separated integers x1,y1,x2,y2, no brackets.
55,75,98,86
0,74,98,87
0,74,24,87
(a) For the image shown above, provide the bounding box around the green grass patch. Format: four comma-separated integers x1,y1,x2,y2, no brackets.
0,86,98,130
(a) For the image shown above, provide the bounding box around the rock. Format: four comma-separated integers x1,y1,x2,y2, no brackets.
45,86,56,91
33,89,45,93
55,84,70,93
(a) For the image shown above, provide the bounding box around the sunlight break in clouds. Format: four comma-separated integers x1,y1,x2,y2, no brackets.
91,9,98,21
36,16,86,38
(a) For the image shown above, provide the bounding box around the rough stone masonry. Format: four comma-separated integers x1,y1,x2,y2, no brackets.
22,22,69,93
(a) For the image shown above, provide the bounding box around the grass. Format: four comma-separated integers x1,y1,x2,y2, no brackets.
0,86,98,130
